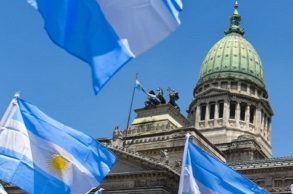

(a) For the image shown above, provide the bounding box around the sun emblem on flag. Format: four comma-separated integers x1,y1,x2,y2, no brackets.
50,154,69,173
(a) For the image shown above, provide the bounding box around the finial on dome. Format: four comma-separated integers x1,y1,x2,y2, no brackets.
225,1,245,36
235,1,239,9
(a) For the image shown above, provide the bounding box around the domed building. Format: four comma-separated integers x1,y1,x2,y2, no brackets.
187,2,273,162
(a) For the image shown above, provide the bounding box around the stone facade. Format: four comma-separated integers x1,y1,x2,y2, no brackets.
188,77,273,162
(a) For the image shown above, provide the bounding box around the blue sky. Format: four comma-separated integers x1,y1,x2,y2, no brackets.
0,0,292,157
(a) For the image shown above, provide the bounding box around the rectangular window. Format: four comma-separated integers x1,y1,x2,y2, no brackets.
231,82,238,90
240,103,247,121
218,101,224,118
221,82,228,89
250,86,256,95
274,180,283,187
200,104,206,121
250,105,256,123
230,102,236,119
212,82,218,87
241,83,247,92
209,103,215,119
204,84,210,90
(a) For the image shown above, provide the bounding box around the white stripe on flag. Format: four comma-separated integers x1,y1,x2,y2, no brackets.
97,0,179,56
1,118,99,193
27,0,38,9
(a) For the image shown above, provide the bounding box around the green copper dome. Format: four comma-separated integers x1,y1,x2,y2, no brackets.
198,2,265,88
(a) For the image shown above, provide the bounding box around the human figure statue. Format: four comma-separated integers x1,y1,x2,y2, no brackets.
168,88,180,111
156,87,166,104
113,126,123,140
160,149,169,164
145,90,160,108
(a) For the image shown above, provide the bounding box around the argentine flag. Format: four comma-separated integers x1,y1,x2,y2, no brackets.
178,134,268,194
26,0,183,94
0,183,7,194
0,96,116,194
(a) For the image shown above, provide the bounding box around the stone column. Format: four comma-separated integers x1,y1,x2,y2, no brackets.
245,105,250,130
261,111,264,132
224,99,229,126
237,82,241,92
214,103,219,119
268,118,272,144
205,103,210,127
214,102,219,127
254,106,261,133
235,102,240,128
195,105,201,129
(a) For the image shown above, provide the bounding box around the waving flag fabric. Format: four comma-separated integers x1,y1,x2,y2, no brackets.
178,134,268,194
26,0,183,94
0,96,116,194
0,183,7,194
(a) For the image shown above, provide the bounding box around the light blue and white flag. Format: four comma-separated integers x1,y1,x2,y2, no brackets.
135,79,147,94
178,134,268,194
26,0,183,94
95,188,104,194
0,95,116,194
0,183,7,194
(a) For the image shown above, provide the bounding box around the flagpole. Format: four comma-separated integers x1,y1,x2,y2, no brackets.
178,133,191,194
0,92,20,127
126,73,138,130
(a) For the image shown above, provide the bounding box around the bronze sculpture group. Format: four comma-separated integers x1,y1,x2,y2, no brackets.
144,87,180,111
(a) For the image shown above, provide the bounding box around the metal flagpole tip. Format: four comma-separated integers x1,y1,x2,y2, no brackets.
14,92,20,99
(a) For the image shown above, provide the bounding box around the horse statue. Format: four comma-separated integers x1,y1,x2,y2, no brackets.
168,88,180,111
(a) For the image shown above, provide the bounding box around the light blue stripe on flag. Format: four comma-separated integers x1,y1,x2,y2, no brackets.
0,147,70,194
178,135,268,194
27,0,183,94
0,97,116,194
